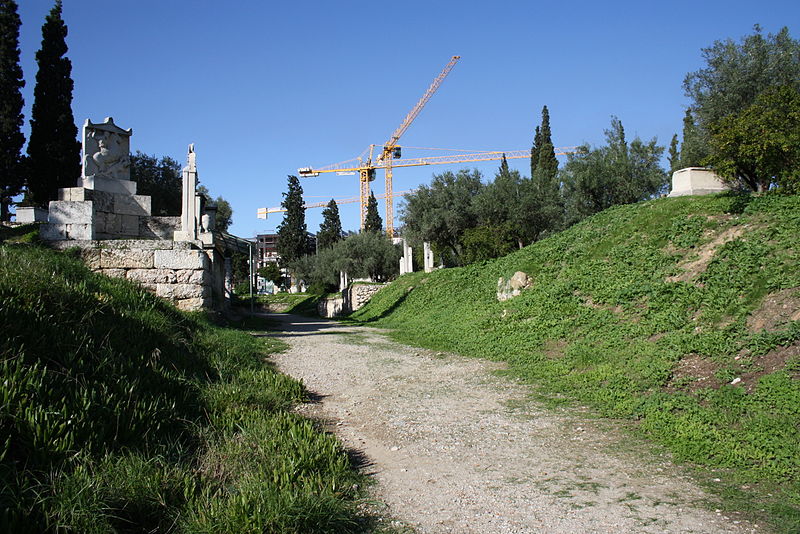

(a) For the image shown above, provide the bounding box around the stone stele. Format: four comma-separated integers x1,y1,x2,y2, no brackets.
82,117,135,194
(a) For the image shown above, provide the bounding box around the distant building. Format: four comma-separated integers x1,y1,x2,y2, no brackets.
255,232,317,271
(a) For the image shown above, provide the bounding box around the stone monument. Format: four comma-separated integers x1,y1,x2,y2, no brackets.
668,167,731,197
40,117,152,240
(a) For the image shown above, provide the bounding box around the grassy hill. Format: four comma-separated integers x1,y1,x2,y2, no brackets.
350,192,800,531
0,233,378,533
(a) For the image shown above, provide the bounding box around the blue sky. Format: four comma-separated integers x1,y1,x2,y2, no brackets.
15,1,800,237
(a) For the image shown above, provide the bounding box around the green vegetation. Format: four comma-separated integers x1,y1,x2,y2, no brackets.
259,292,328,316
0,242,372,532
351,192,800,531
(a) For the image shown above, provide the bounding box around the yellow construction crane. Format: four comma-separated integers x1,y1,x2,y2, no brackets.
257,190,413,220
299,55,461,238
296,146,575,233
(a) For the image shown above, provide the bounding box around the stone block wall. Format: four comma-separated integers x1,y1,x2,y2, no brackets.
317,283,385,318
49,239,215,311
41,187,153,241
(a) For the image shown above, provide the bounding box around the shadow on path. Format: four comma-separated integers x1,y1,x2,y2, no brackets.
250,312,349,336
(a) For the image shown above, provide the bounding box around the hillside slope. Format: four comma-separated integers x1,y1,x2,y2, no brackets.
351,193,800,530
0,239,371,533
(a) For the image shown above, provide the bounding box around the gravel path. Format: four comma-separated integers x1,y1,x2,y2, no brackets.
265,313,759,534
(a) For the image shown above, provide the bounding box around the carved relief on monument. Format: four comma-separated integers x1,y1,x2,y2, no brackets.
82,117,133,181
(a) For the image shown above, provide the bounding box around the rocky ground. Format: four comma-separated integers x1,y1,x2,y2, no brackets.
265,313,761,534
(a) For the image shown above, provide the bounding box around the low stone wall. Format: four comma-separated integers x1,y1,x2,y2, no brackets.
49,239,213,311
343,283,385,314
317,283,385,319
317,296,345,318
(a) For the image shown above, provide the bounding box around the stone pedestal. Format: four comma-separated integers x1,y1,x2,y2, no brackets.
15,207,48,223
423,241,434,273
668,167,731,197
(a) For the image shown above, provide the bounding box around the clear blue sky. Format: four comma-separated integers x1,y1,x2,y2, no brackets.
15,0,800,237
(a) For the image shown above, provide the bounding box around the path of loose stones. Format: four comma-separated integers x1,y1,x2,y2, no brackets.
266,313,758,534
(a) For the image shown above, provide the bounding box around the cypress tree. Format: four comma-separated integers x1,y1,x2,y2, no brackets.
317,199,343,250
363,191,383,234
530,125,541,178
26,0,80,206
0,0,25,221
668,134,680,174
498,154,510,179
534,106,559,187
530,105,563,240
276,175,307,268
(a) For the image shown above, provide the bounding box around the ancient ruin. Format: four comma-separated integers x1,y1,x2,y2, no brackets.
35,117,246,311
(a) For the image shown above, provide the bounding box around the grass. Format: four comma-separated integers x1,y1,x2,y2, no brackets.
0,241,387,533
349,192,800,532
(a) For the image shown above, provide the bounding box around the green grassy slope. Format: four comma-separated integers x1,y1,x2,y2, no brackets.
351,193,800,530
0,239,370,533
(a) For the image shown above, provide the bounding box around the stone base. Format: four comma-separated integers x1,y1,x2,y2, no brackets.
668,167,731,197
82,175,137,195
41,186,153,241
14,206,48,223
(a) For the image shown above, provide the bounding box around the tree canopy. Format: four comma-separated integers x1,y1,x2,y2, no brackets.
400,169,483,266
130,152,181,215
684,25,800,132
0,0,25,221
276,175,307,269
25,0,79,206
317,199,343,250
363,191,382,234
561,117,667,224
706,85,800,193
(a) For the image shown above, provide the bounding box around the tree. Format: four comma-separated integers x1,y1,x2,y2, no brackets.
129,152,181,215
530,125,541,178
561,117,667,225
213,196,232,232
667,134,680,175
685,26,800,130
292,232,401,290
474,157,528,249
401,169,483,266
683,25,800,161
26,0,80,207
0,0,25,221
706,85,800,193
317,199,343,250
363,191,383,234
678,109,709,168
530,105,563,240
276,175,307,269
257,262,282,285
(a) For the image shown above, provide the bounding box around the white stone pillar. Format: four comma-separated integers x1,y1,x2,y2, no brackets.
404,240,413,274
175,144,198,241
423,241,434,273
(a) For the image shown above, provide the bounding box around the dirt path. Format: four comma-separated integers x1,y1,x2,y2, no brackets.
265,313,759,534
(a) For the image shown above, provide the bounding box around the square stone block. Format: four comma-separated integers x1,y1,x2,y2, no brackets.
48,201,94,225
154,249,209,270
100,249,154,269
39,223,67,241
82,175,137,195
156,283,210,300
176,297,210,311
65,224,94,240
120,215,139,236
127,268,177,284
14,206,48,223
668,168,731,197
113,194,151,216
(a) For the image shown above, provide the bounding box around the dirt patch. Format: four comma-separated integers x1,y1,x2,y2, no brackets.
542,339,567,359
666,353,723,393
746,288,800,333
666,226,746,284
667,344,799,394
737,343,800,391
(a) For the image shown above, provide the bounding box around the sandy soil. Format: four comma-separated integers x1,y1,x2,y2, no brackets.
265,313,760,534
